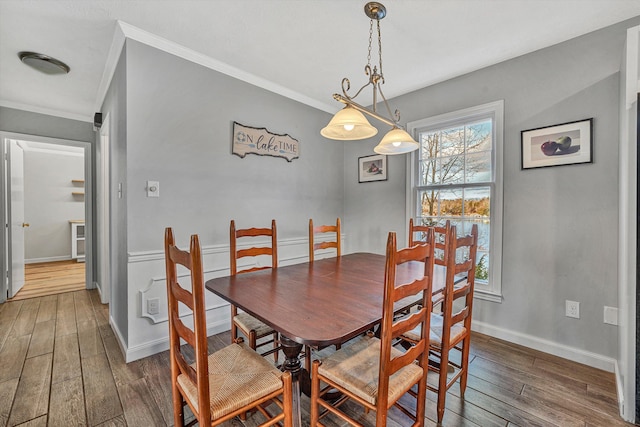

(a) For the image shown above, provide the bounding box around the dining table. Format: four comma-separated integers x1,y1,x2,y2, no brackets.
205,252,450,427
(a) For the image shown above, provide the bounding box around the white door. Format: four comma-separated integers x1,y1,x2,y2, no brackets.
8,140,26,298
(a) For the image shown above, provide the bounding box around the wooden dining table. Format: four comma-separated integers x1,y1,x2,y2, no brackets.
205,252,449,427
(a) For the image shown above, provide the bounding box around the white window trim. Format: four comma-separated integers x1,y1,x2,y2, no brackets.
406,100,504,302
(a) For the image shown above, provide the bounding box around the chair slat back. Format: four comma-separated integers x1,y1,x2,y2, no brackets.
409,219,450,266
441,224,478,341
164,228,211,421
230,219,277,275
377,230,434,425
309,218,341,262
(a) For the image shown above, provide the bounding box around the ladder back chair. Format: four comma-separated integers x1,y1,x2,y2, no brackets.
164,228,293,427
408,219,451,314
310,230,435,427
309,218,341,262
409,218,451,267
230,219,280,362
306,217,342,371
402,224,478,424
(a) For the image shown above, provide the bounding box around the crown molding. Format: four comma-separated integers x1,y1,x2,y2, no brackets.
94,20,336,115
93,20,127,114
0,100,92,123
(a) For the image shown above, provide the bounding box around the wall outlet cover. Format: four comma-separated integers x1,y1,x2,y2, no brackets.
566,300,580,319
147,298,160,315
604,306,618,325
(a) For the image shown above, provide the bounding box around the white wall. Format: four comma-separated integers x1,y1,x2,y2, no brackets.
23,147,84,262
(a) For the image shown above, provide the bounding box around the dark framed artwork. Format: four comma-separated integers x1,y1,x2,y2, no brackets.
521,118,593,170
358,154,387,183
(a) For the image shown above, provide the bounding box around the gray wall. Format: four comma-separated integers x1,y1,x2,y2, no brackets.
345,17,640,359
100,45,128,344
124,39,343,250
24,149,84,261
0,107,94,142
102,40,343,353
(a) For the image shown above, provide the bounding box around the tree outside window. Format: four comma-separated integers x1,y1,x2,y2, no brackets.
416,119,492,283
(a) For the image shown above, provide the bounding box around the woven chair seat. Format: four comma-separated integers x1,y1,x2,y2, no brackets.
233,312,274,336
403,313,467,346
177,342,284,419
317,334,423,406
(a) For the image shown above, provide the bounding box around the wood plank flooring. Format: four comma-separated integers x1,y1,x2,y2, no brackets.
10,261,85,301
0,289,632,426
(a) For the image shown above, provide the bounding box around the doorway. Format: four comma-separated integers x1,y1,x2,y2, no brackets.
1,132,93,302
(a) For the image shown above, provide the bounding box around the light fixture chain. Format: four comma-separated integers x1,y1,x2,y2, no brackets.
323,2,419,154
377,19,383,78
367,19,373,69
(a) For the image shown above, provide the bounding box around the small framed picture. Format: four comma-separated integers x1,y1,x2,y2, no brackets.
521,118,593,170
358,154,387,183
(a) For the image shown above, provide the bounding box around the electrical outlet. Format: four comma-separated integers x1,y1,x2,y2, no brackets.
566,300,580,319
604,306,618,325
147,298,160,315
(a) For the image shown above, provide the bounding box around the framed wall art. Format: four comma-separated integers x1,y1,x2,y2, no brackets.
521,118,593,170
358,154,387,183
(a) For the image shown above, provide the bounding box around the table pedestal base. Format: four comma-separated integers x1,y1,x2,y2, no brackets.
280,335,305,427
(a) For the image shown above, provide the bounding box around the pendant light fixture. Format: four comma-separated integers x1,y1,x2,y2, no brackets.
320,2,418,155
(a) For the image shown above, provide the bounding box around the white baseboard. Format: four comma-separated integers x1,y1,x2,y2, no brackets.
25,256,71,264
472,320,616,372
110,314,128,360
95,281,104,301
614,360,624,418
123,318,230,363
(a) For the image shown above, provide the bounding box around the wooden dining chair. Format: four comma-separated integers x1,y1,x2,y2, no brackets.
310,230,435,427
164,228,293,427
309,218,341,262
402,224,478,424
306,217,342,371
409,218,451,266
230,219,280,362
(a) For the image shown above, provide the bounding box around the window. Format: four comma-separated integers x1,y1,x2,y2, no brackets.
407,101,503,301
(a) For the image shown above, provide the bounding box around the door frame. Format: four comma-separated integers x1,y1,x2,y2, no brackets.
7,140,26,298
0,131,93,301
98,113,111,305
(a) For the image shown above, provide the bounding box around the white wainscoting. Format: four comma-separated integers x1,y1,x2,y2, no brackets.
120,235,339,362
115,232,616,371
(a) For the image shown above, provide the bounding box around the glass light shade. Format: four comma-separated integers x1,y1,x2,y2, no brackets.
321,106,378,140
373,127,419,155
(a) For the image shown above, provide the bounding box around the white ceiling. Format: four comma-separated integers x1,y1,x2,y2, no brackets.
1,0,639,123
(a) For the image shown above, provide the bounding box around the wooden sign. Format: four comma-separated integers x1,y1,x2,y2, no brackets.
232,122,299,162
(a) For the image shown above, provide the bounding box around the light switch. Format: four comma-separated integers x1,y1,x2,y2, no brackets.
147,180,159,198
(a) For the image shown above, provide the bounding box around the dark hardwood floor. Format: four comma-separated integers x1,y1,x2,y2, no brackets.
0,289,632,426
